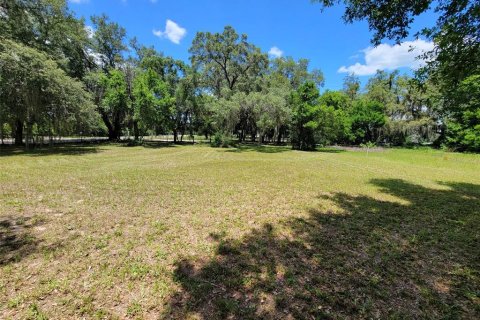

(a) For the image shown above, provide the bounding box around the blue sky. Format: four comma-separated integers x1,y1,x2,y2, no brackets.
69,0,437,90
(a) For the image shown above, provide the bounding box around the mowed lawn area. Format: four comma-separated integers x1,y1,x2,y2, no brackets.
0,144,479,319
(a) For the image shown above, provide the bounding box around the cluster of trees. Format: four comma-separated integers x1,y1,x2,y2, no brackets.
0,0,478,151
314,0,480,151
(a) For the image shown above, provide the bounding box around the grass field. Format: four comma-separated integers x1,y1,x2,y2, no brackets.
1,144,479,319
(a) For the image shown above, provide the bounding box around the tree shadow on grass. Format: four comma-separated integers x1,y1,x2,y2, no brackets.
316,147,346,153
140,141,180,149
0,145,102,157
120,141,197,149
163,179,480,319
225,144,292,154
0,216,44,266
225,145,347,154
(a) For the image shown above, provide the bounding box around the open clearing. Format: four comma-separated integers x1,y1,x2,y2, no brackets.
1,144,479,319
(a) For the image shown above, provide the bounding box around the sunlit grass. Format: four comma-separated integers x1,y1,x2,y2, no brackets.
1,144,479,319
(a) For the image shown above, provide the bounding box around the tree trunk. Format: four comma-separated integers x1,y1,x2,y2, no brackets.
14,120,23,146
173,129,178,143
113,114,122,141
114,126,122,141
100,112,116,141
25,122,33,150
133,121,140,141
108,129,117,141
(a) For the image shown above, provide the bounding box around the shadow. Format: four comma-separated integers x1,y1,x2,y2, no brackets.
325,146,386,153
0,145,102,157
0,216,44,265
225,144,291,154
139,141,179,149
163,179,480,319
120,140,196,149
316,147,346,153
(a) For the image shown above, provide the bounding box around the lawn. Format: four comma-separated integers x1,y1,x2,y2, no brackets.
0,144,479,319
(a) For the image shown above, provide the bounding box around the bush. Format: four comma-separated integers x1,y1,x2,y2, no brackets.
445,118,480,152
211,133,235,148
360,141,376,149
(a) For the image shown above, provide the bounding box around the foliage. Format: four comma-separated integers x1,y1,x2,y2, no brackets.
349,98,386,144
366,71,439,146
290,82,321,150
171,67,199,142
133,69,174,137
343,73,360,100
90,14,127,71
0,0,91,78
444,75,480,151
0,38,97,145
270,56,324,89
98,69,130,140
360,141,377,155
0,2,477,152
210,132,235,148
313,0,478,48
189,26,268,96
313,0,479,150
319,90,350,111
254,75,292,143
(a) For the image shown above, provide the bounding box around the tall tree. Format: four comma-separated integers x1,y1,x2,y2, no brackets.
172,68,201,143
343,73,360,100
139,54,185,96
313,0,480,149
84,14,129,139
290,81,322,150
254,74,292,144
98,69,130,140
189,26,268,97
90,14,127,71
319,90,351,111
132,68,174,140
349,98,386,144
271,57,324,89
366,71,439,145
0,0,91,78
0,38,96,146
444,75,480,151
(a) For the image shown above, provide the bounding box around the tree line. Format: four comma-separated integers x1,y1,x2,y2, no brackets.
0,0,478,151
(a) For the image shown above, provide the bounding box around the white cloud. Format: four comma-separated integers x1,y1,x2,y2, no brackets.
153,20,186,44
268,46,283,58
338,39,435,76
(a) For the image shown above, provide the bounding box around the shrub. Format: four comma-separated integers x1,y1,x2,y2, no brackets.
211,132,235,148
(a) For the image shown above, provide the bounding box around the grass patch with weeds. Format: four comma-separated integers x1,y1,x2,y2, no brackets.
0,144,479,319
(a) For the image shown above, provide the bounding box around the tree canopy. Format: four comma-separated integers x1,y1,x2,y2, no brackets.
0,38,96,145
0,0,478,151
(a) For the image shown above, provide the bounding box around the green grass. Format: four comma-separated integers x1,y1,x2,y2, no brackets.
0,144,479,319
